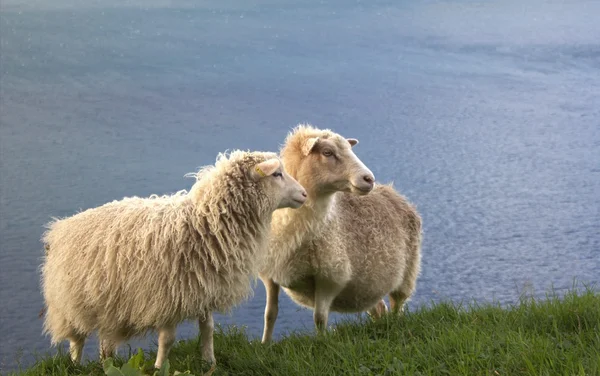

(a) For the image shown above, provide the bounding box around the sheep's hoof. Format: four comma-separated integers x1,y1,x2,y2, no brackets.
203,363,217,376
368,300,389,320
377,300,389,316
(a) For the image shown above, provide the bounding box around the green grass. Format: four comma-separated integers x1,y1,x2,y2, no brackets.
10,288,600,376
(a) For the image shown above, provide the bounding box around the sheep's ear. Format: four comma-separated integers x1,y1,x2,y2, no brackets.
347,138,359,147
251,159,280,180
302,137,319,156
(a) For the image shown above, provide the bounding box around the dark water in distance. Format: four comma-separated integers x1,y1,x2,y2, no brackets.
1,0,599,370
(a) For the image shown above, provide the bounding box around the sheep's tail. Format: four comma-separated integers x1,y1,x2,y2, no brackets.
40,244,50,318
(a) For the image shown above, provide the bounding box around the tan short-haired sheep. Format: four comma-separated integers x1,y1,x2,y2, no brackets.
41,150,307,368
259,124,422,342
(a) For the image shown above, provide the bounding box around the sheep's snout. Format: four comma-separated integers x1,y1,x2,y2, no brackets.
344,148,375,195
360,173,375,190
349,168,375,195
288,186,308,208
278,171,308,209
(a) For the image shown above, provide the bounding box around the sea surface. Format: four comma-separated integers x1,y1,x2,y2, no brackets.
1,0,599,370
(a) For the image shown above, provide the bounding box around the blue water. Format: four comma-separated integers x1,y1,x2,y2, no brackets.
1,0,599,370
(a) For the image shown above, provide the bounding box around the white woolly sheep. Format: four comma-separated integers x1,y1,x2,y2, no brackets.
41,150,307,368
258,124,422,342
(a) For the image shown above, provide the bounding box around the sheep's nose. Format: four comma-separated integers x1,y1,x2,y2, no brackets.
363,175,374,184
301,191,307,198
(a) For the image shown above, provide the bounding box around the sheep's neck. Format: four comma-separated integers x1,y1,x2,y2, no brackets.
190,199,272,266
269,191,335,259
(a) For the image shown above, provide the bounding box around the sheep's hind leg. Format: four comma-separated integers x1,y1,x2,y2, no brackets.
389,290,410,315
68,333,86,364
367,299,388,319
261,276,280,343
199,312,216,365
313,277,344,333
155,325,176,369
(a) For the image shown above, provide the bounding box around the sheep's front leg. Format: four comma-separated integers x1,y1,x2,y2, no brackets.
155,325,176,369
261,276,280,343
313,277,344,332
199,312,216,364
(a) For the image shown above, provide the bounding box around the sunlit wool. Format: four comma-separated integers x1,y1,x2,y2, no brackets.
41,150,279,351
261,124,422,341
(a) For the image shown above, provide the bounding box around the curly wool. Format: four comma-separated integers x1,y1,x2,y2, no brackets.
41,150,277,344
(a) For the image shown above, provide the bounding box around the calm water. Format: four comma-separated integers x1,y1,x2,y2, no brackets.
1,0,599,370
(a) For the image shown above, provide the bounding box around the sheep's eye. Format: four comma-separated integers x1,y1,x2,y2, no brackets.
322,150,334,157
272,171,283,178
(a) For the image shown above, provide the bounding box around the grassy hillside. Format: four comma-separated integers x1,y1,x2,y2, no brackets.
11,288,600,375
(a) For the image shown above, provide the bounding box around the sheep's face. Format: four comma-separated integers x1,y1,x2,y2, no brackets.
293,135,375,196
251,158,307,210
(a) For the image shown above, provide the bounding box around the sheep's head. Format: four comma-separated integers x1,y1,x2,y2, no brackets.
280,124,375,198
189,150,307,212
250,156,308,209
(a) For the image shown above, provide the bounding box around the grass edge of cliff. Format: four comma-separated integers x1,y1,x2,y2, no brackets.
9,286,600,376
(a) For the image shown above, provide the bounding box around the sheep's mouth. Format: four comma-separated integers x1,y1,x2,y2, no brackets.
290,197,307,207
350,184,373,195
292,198,307,206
